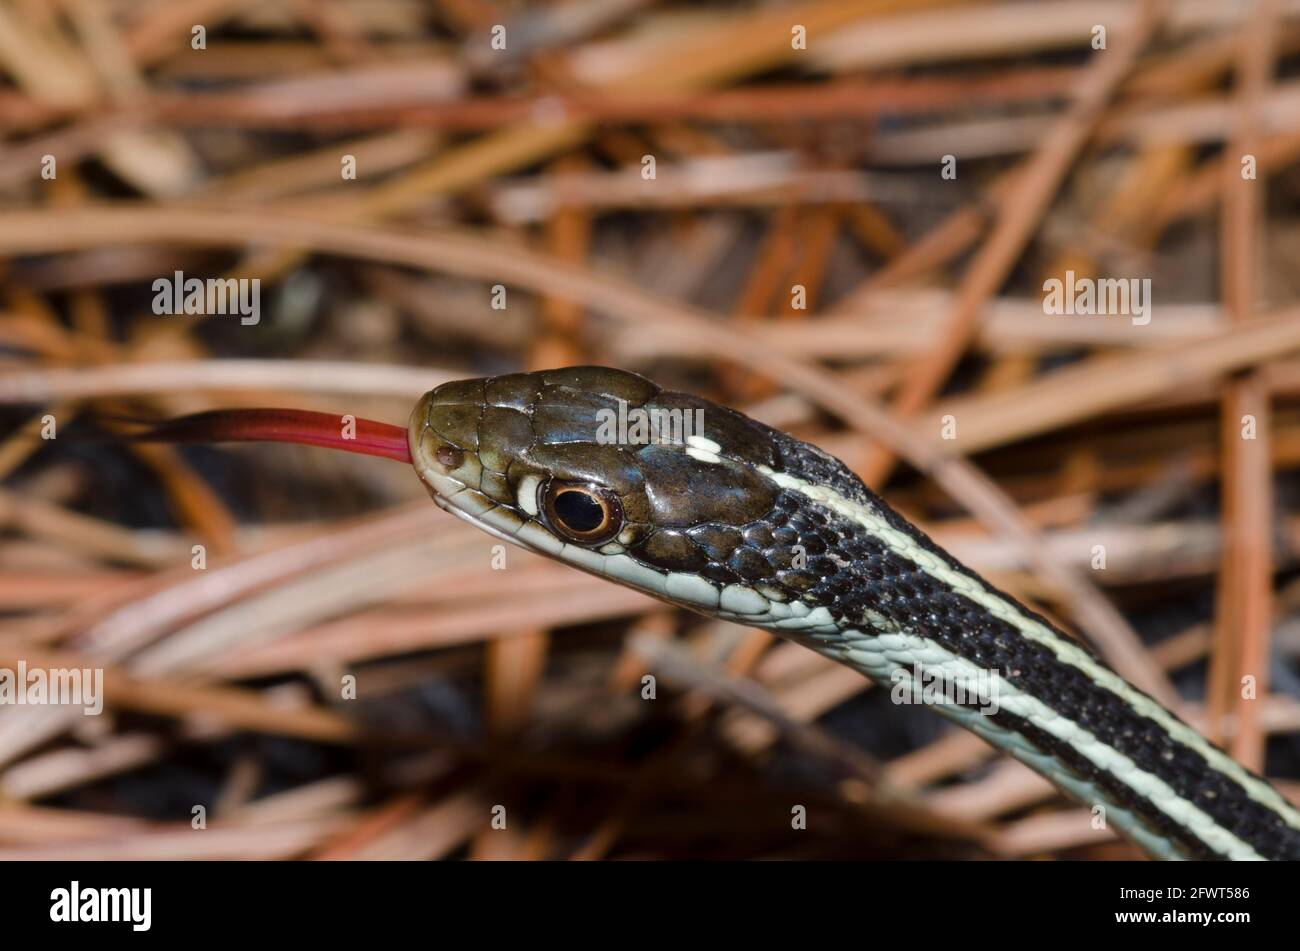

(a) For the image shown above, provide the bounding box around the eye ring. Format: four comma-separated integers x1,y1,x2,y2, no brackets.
539,480,623,545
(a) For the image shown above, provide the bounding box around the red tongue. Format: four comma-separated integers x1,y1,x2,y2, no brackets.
125,408,412,464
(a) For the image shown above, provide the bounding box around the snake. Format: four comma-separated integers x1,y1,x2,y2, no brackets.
141,365,1300,860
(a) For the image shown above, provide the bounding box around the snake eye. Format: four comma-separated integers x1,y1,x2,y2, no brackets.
540,480,623,545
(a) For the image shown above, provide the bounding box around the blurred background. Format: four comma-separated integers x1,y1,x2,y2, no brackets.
0,0,1299,860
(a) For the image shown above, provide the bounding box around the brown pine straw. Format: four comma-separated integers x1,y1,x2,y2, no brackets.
855,0,1169,488
0,647,358,743
0,203,1184,701
1208,0,1282,770
927,308,1300,452
220,0,962,285
3,1,1300,861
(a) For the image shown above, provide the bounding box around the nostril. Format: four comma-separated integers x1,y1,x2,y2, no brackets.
435,445,464,468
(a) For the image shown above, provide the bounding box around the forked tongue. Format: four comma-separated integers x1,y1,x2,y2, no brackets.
120,408,412,464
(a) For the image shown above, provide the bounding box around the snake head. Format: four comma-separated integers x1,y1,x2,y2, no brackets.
407,366,825,620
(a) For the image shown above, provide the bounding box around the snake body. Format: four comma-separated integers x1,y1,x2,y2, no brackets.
407,365,1300,860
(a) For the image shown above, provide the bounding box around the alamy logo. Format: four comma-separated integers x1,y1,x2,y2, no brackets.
1042,270,1151,326
890,662,999,715
595,399,706,446
152,270,260,325
50,882,151,931
0,662,103,715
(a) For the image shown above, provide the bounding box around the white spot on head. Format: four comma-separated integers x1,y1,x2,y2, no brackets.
685,447,721,464
687,434,722,454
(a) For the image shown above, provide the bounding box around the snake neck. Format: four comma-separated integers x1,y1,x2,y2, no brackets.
743,432,1300,861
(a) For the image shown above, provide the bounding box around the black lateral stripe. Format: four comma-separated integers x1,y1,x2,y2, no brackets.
840,508,1297,859
879,653,1214,857
762,480,1300,860
981,704,1225,860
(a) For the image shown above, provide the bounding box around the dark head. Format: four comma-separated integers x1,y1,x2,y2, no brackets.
408,366,859,628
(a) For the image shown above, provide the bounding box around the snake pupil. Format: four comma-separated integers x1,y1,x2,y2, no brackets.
554,490,604,533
